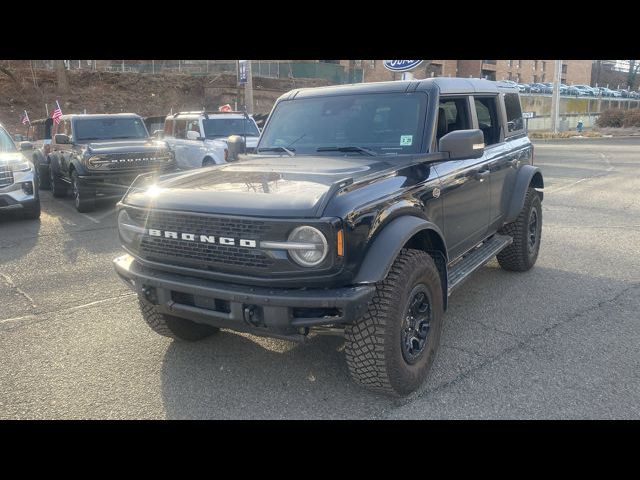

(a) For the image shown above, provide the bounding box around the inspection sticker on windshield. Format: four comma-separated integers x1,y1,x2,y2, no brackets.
400,135,413,146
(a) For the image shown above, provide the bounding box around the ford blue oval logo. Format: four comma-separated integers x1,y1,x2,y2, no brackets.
383,60,423,72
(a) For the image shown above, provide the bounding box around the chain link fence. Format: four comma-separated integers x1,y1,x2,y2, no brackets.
19,60,362,85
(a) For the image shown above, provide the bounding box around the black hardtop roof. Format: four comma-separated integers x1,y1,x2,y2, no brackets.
282,77,518,100
61,113,143,120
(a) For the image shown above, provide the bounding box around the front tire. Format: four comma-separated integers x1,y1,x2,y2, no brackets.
71,170,95,213
344,249,444,396
138,298,220,341
497,187,542,271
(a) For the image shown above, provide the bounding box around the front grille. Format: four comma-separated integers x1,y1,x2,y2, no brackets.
131,209,275,271
90,152,172,170
0,165,14,188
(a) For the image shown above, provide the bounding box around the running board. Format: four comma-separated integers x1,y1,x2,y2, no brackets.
447,234,513,296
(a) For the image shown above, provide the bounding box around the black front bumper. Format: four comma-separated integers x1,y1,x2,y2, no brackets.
114,254,375,339
78,168,175,195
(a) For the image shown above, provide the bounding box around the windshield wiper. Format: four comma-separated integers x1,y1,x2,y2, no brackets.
256,146,296,157
316,146,377,156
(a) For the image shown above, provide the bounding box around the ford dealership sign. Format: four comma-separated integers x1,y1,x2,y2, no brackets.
383,60,423,72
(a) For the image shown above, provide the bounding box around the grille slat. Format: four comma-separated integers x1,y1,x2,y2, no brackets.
0,165,14,188
133,210,274,271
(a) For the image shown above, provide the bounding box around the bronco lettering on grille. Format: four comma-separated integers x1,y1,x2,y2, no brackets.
147,229,257,248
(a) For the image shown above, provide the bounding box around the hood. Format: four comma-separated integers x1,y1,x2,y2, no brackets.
0,151,28,165
84,139,170,154
123,155,396,217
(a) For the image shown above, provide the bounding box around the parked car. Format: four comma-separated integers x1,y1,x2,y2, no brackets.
530,83,549,94
162,111,261,169
48,113,176,212
517,83,531,93
0,123,40,219
114,78,544,396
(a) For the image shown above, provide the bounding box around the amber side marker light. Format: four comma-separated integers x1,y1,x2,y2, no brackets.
337,229,344,257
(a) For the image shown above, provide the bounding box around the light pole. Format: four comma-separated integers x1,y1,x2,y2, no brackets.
550,59,562,133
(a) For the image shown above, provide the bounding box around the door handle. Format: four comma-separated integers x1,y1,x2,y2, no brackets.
473,169,490,181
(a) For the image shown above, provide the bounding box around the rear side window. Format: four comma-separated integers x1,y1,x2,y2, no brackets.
504,93,524,134
473,97,500,146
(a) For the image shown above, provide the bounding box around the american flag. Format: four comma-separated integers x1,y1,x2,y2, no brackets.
21,110,30,125
51,101,63,124
218,104,232,112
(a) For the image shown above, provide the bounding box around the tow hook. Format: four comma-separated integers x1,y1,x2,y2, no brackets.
142,285,157,304
243,304,263,327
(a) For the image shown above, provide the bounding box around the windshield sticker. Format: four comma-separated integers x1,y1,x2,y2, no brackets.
400,135,413,146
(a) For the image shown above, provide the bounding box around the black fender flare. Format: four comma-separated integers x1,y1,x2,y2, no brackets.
504,165,544,224
353,216,448,285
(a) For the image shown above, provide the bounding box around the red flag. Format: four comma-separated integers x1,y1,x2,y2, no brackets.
218,104,232,112
21,110,30,125
51,101,63,124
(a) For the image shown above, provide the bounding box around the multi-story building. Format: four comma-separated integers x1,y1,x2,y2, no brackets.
341,60,593,86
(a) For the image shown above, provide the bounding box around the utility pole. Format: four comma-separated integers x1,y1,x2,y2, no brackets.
245,60,254,114
550,59,562,133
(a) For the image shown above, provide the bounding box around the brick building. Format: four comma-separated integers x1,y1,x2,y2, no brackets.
340,60,593,85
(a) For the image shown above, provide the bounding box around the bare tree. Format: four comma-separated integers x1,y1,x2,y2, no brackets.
55,60,70,93
627,60,639,89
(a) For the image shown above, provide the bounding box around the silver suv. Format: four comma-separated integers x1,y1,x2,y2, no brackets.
161,111,260,169
0,124,40,219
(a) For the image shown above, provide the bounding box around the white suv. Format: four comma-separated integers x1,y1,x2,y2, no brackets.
162,111,261,169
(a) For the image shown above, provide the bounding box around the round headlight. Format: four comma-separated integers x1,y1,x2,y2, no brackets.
287,226,328,267
118,209,145,249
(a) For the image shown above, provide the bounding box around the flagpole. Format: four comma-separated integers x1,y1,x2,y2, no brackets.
45,103,49,116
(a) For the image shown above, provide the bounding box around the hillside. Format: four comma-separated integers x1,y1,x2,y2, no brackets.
0,68,330,135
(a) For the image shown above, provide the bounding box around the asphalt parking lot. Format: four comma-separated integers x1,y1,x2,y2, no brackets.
1,137,639,419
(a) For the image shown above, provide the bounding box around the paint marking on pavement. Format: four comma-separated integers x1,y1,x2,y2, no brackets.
0,293,136,331
544,151,614,194
0,272,37,308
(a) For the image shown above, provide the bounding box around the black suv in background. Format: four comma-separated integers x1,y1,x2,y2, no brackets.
49,114,176,212
114,79,543,396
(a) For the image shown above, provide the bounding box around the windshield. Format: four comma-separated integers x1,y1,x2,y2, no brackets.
258,92,427,155
74,117,149,142
0,127,17,152
202,118,260,138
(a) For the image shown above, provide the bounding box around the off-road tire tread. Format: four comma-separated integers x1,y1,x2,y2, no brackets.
497,187,542,271
138,298,219,341
344,249,441,396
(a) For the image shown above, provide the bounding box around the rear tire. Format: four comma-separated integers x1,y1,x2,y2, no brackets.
49,156,67,198
138,298,220,341
497,187,542,271
38,164,51,190
344,249,444,396
202,157,215,167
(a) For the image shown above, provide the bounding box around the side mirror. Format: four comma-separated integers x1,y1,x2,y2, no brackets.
438,129,485,160
55,133,71,145
153,129,164,139
186,130,202,141
19,141,34,151
226,135,245,162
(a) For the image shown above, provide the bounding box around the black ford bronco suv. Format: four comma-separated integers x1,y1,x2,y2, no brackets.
113,78,543,396
49,113,176,212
